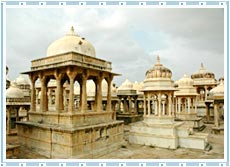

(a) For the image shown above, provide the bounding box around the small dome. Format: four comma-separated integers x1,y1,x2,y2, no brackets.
15,75,29,85
208,78,224,99
6,82,24,98
191,63,215,79
175,74,197,96
46,26,96,57
177,74,194,88
118,79,133,90
145,56,172,79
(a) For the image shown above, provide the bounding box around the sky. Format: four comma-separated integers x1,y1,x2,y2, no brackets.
6,8,224,86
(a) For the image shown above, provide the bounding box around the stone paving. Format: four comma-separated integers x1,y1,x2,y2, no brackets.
6,124,224,159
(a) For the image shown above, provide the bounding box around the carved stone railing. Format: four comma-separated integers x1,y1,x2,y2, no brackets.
31,52,112,72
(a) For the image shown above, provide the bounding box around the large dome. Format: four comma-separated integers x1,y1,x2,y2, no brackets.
191,63,215,79
145,56,172,79
6,82,24,99
46,27,96,57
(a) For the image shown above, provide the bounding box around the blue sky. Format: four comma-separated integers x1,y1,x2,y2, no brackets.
6,8,224,86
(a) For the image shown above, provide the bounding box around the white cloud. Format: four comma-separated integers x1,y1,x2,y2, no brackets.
6,8,224,87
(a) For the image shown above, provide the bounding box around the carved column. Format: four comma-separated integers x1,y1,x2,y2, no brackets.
123,97,128,113
162,101,165,115
187,97,191,113
143,94,146,116
6,107,11,135
154,99,158,116
54,71,63,112
128,96,132,113
147,93,151,116
158,92,162,117
106,76,113,112
80,72,88,112
29,74,37,112
39,75,48,112
134,96,138,113
96,76,103,112
168,94,172,116
178,97,181,113
67,69,77,113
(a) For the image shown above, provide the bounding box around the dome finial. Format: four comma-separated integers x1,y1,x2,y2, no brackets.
201,63,204,69
67,26,76,36
156,55,160,64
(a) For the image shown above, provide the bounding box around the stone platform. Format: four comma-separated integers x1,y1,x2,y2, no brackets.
117,113,143,125
17,111,124,158
175,112,205,131
129,116,209,150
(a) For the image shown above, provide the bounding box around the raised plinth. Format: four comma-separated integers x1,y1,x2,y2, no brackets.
17,120,124,158
116,113,143,124
175,112,205,131
28,111,114,128
129,115,209,150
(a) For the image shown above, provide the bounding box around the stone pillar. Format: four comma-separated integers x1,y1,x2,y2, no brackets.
106,77,113,112
60,85,64,110
96,76,103,112
81,73,88,112
175,98,178,113
187,97,191,113
40,75,48,112
29,75,36,112
178,97,181,113
195,96,198,113
143,94,146,116
154,99,158,116
123,97,128,113
162,101,165,115
67,68,77,113
214,103,219,127
168,94,172,116
128,96,132,113
134,96,138,113
55,76,62,112
158,92,162,117
152,98,155,114
147,93,151,116
7,107,11,135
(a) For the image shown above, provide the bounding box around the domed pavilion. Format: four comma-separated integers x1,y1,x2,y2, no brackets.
142,56,176,117
174,74,204,130
17,27,123,158
6,82,30,135
191,63,217,116
129,56,210,150
207,78,224,133
116,79,142,124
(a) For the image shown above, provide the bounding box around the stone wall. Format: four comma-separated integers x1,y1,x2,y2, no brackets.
17,121,124,158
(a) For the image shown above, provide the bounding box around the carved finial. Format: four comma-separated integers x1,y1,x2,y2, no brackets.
156,55,160,64
71,26,74,32
201,63,204,69
67,26,76,36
